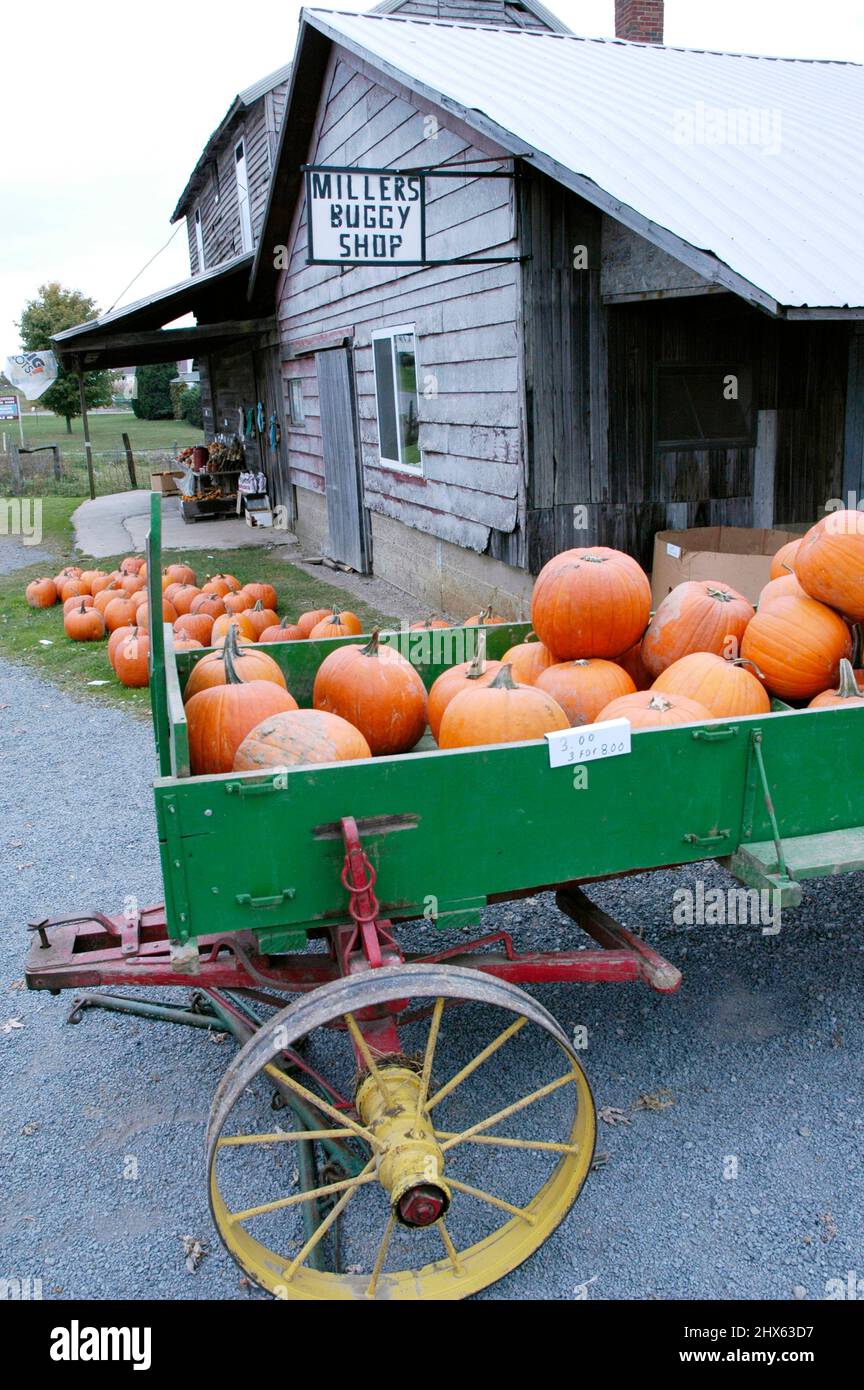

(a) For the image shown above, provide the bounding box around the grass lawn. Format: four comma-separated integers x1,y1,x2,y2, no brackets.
0,497,398,717
3,410,203,460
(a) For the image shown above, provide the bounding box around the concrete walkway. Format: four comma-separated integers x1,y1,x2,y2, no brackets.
72,492,300,558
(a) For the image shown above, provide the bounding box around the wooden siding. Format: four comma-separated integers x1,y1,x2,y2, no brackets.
186,82,290,275
276,50,524,558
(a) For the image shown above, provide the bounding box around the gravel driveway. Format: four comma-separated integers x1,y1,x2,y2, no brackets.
2,655,862,1301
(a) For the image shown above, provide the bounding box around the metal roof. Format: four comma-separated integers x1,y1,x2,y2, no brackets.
171,63,292,222
304,10,864,313
370,0,571,35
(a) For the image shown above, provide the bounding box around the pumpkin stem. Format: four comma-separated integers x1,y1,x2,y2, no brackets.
252,600,264,613
730,656,767,681
705,586,734,602
489,663,518,691
647,694,673,712
466,631,487,679
222,624,245,685
361,628,381,658
836,658,862,700
77,598,87,614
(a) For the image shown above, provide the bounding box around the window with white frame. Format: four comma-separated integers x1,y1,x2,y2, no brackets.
371,325,421,471
193,207,206,272
235,139,253,253
287,378,305,426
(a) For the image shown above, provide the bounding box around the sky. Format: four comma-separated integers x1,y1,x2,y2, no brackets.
2,0,863,354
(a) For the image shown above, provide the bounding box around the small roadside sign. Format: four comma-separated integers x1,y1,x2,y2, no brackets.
0,395,19,420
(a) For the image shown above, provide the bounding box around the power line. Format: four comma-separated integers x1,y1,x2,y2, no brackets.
106,222,184,313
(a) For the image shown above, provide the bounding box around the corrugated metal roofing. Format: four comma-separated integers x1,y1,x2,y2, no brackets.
239,61,293,106
306,10,864,311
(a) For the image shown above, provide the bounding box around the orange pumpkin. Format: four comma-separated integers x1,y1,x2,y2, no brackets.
170,584,202,615
174,612,214,645
242,582,278,612
55,565,82,586
136,598,178,632
64,593,95,615
89,572,116,597
536,659,636,726
201,577,234,599
78,569,107,595
208,572,242,593
183,627,288,702
297,608,332,637
309,611,363,640
500,639,556,685
103,596,139,633
464,609,505,626
172,636,204,655
259,617,306,644
808,659,864,709
313,630,428,755
758,573,805,608
119,556,144,576
64,599,105,642
120,573,146,597
438,664,569,749
428,636,503,742
531,548,651,660
115,633,150,688
245,601,279,639
58,578,85,603
211,612,256,643
223,591,253,615
740,594,853,700
108,623,138,669
642,581,755,677
233,709,372,771
795,510,864,621
595,690,712,729
652,653,771,718
164,563,197,587
410,617,450,630
93,583,127,617
616,640,652,691
25,578,58,608
770,538,803,580
186,677,298,776
190,591,226,619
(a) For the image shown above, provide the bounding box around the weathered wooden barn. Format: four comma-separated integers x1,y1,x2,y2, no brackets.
55,1,864,618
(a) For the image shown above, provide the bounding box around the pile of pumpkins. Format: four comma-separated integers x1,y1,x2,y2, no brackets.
25,507,864,775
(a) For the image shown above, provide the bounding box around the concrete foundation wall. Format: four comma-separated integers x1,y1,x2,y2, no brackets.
293,488,533,621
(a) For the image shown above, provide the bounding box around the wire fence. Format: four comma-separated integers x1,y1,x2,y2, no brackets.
0,445,180,498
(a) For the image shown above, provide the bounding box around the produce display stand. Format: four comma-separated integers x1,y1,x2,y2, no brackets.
26,494,864,1300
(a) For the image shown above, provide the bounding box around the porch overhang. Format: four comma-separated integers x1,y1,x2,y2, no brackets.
52,252,271,370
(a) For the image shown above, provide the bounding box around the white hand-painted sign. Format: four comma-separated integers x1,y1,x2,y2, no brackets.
306,166,425,265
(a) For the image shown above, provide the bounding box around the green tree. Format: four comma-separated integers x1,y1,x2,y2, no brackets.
17,282,113,433
181,384,203,429
132,363,176,420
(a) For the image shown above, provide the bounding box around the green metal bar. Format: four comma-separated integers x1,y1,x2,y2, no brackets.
147,492,171,777
67,991,225,1029
751,731,791,881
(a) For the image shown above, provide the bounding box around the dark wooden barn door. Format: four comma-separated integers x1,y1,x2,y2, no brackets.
316,347,371,573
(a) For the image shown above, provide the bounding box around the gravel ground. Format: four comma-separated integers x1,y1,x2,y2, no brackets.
2,654,862,1302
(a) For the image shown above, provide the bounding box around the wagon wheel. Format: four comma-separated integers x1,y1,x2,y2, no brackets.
207,963,595,1300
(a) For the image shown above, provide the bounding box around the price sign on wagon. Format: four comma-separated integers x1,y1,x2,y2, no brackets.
545,718,631,769
305,165,425,265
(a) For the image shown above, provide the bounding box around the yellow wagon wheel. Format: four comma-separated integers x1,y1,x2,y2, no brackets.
207,964,595,1300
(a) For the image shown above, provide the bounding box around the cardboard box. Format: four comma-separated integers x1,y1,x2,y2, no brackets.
150,471,183,496
651,526,807,607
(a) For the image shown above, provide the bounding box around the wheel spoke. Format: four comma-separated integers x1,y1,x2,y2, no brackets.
344,1012,394,1102
438,1220,465,1275
415,996,445,1125
365,1211,396,1298
439,1070,579,1152
446,1176,536,1224
230,1169,377,1224
262,1063,379,1148
434,1132,581,1155
281,1158,377,1282
426,1016,526,1111
217,1129,358,1149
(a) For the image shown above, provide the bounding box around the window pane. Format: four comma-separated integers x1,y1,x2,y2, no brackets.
656,364,753,448
374,337,399,462
393,333,420,467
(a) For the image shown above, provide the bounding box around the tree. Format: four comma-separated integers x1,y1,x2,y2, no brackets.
181,384,203,429
132,363,176,420
17,282,113,433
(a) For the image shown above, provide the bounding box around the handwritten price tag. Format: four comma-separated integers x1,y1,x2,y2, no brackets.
546,718,632,768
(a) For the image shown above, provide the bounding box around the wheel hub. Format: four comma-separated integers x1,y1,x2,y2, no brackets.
355,1066,451,1226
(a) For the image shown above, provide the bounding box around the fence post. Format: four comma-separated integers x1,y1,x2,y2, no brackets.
77,371,96,500
122,432,137,488
10,444,22,495
52,444,61,482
